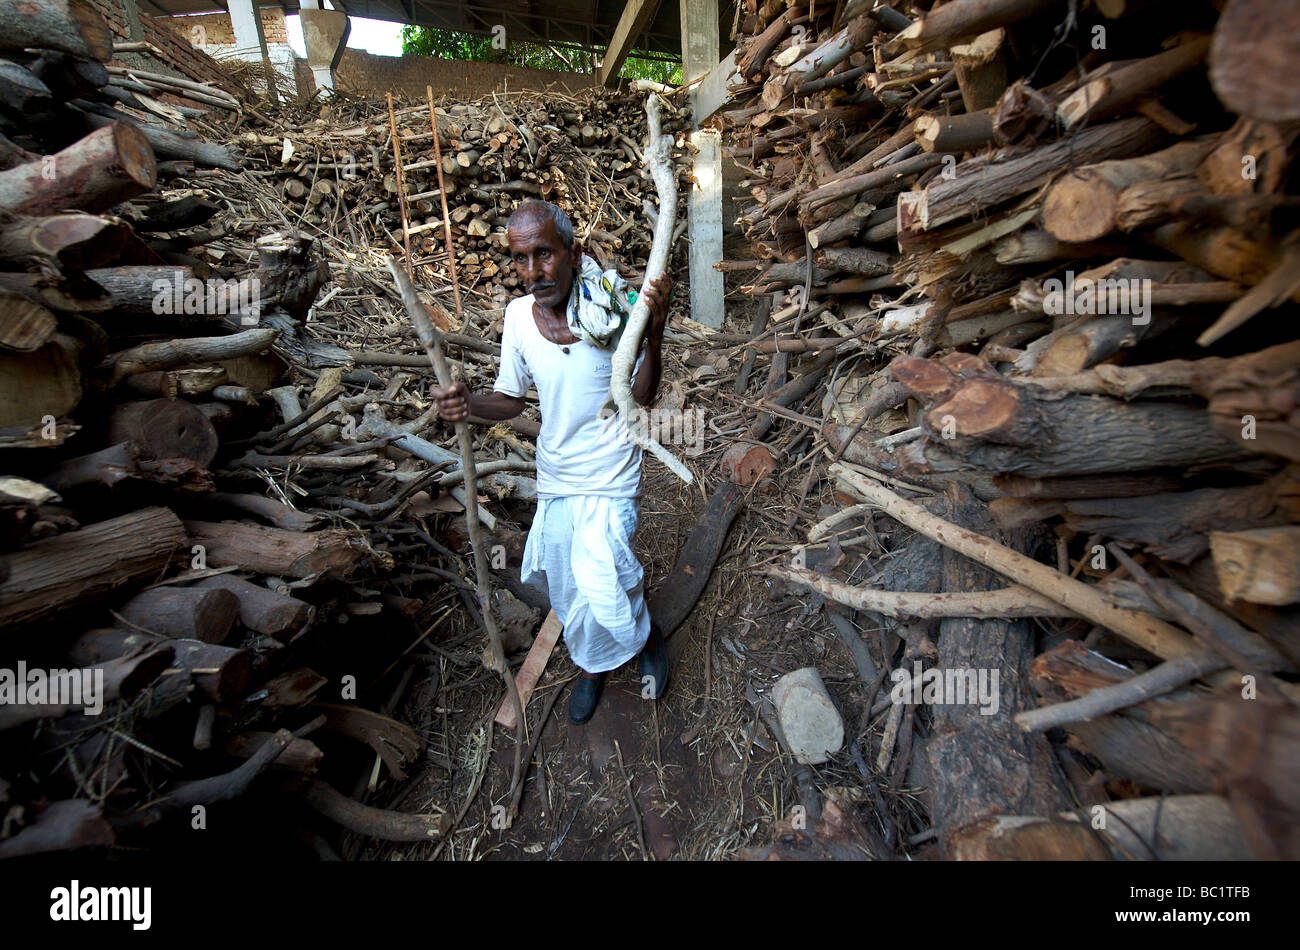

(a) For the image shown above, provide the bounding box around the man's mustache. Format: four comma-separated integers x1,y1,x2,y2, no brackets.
529,282,557,294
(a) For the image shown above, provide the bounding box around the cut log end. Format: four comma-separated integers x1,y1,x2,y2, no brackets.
1042,171,1118,243
927,377,1021,439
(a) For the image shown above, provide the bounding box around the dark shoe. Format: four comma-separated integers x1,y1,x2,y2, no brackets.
638,625,669,700
568,672,605,725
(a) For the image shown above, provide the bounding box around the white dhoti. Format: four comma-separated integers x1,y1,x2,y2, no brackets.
520,495,651,674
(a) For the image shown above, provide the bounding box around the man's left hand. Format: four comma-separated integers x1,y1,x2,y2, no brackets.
641,272,672,347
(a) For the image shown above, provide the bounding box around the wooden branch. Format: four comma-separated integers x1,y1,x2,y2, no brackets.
608,95,691,483
0,800,114,859
184,520,368,580
1057,35,1211,130
0,647,173,731
103,328,277,385
385,255,525,812
766,565,1078,618
193,574,315,635
1016,641,1225,732
891,0,1056,54
828,463,1199,660
300,778,448,841
915,110,995,152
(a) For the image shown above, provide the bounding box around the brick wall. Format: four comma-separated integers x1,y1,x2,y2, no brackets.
334,49,597,99
162,9,289,47
158,10,297,98
85,0,242,95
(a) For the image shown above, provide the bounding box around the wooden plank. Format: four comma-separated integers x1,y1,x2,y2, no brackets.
600,0,663,87
495,609,563,730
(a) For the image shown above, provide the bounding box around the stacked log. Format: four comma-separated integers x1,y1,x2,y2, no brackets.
724,0,1300,860
0,0,591,859
232,88,693,308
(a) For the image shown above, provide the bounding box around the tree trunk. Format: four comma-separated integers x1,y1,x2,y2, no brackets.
924,486,1073,858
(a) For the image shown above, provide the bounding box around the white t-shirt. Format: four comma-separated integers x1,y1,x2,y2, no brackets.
494,294,644,498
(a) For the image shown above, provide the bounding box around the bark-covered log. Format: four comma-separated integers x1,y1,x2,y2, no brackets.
0,122,155,215
0,0,114,62
1041,138,1217,242
77,105,239,171
192,574,316,636
891,353,1248,478
116,585,240,643
1060,471,1300,564
184,520,369,580
902,117,1165,233
1056,35,1211,131
0,647,173,731
0,213,142,270
0,507,184,632
67,628,251,702
107,398,219,467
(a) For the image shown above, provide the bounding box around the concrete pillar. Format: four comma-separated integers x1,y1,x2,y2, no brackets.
228,0,281,101
680,0,725,329
300,4,350,94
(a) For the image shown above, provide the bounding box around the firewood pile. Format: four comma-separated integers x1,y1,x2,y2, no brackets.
721,0,1299,859
0,0,692,860
231,86,692,309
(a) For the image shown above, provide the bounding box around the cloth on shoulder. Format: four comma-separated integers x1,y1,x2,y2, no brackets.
565,253,640,350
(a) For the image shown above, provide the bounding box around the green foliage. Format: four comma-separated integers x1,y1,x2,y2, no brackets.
401,26,682,84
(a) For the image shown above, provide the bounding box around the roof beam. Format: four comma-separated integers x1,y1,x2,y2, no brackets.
599,0,660,87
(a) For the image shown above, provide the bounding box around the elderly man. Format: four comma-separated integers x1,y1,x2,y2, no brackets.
431,200,672,725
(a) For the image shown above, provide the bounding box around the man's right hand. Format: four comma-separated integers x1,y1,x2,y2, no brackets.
430,381,471,422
